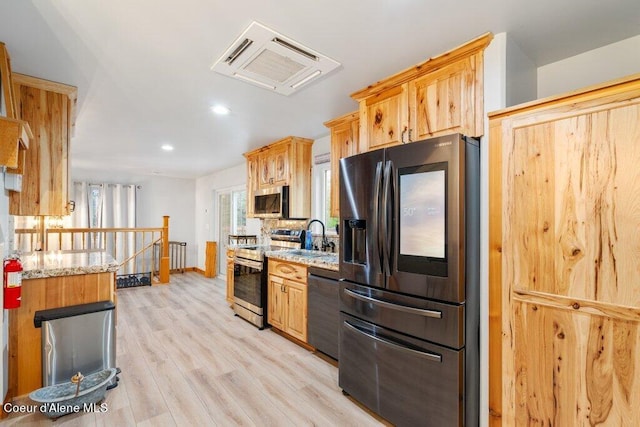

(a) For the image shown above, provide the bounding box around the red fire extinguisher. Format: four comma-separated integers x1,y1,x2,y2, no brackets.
4,256,23,309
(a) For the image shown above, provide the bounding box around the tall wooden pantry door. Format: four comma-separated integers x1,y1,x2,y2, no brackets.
489,74,640,426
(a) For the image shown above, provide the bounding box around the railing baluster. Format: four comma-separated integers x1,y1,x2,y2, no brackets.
14,222,171,286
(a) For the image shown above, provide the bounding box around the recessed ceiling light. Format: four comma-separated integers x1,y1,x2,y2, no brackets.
211,105,230,115
161,144,174,151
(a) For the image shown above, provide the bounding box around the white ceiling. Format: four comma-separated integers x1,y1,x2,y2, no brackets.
0,0,638,179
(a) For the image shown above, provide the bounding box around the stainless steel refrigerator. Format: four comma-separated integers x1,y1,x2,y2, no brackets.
338,133,479,426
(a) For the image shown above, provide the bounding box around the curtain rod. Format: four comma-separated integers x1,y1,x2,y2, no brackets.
78,182,142,189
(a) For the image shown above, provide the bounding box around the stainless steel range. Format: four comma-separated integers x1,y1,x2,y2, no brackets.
232,229,304,329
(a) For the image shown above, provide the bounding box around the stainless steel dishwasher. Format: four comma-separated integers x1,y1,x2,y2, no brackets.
307,266,340,360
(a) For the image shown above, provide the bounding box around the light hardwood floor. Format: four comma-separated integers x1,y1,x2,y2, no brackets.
2,272,386,426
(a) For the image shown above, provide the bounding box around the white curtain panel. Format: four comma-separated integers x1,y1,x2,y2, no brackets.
70,182,90,249
70,182,137,271
71,182,89,228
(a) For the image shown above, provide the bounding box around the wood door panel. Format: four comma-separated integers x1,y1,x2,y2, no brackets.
493,79,640,425
10,79,72,215
226,260,234,303
246,154,258,217
507,103,640,306
410,58,474,140
327,112,358,218
268,275,285,330
286,280,307,342
512,302,640,426
363,85,407,149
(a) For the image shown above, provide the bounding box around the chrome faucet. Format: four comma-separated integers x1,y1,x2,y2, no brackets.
307,219,329,251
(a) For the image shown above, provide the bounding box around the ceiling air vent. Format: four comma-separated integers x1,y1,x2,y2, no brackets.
211,22,340,96
225,38,253,65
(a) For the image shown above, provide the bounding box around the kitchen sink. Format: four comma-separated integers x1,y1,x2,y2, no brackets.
285,249,327,257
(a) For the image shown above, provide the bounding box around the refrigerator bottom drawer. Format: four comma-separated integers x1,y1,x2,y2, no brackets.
339,313,464,427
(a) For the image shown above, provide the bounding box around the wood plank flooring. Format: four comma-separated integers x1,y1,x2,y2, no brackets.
2,272,386,426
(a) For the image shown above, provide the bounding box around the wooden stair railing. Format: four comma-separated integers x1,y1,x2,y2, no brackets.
14,216,171,284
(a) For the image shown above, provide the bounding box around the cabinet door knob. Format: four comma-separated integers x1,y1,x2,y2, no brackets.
401,127,408,144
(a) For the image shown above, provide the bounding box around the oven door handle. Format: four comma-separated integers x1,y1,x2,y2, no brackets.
343,288,442,319
233,258,263,270
343,320,442,363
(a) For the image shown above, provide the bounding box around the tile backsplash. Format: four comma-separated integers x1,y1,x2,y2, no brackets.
261,219,339,253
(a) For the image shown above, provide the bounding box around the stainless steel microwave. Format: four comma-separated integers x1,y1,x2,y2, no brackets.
254,186,289,218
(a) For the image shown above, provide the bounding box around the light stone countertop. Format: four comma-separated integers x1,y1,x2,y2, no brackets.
21,250,120,279
265,249,339,271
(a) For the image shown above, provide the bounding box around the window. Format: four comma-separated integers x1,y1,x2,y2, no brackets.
88,184,104,228
232,190,247,232
218,187,247,273
313,159,338,234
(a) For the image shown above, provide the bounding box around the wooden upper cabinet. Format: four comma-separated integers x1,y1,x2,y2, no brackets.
352,33,491,152
0,42,17,119
10,73,77,216
245,153,258,218
359,85,407,150
245,136,313,219
0,43,31,172
258,143,289,188
408,54,480,141
324,111,359,218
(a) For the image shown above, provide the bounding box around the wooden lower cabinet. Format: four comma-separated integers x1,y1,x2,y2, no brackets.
284,280,307,340
267,275,286,330
226,248,235,304
267,259,308,342
8,272,114,400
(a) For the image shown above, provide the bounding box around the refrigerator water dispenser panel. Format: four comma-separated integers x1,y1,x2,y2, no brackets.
344,219,367,265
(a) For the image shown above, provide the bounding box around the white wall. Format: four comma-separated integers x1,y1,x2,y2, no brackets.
311,134,330,221
72,169,197,267
506,37,537,106
194,162,262,272
537,34,640,98
0,176,10,401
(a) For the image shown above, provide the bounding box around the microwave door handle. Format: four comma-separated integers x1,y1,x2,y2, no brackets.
373,161,384,274
381,160,393,277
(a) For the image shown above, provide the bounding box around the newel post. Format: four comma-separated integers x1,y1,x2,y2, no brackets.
159,215,170,283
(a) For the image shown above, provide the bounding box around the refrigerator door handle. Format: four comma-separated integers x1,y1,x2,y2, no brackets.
382,160,393,277
343,320,442,363
344,288,443,318
373,161,384,274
